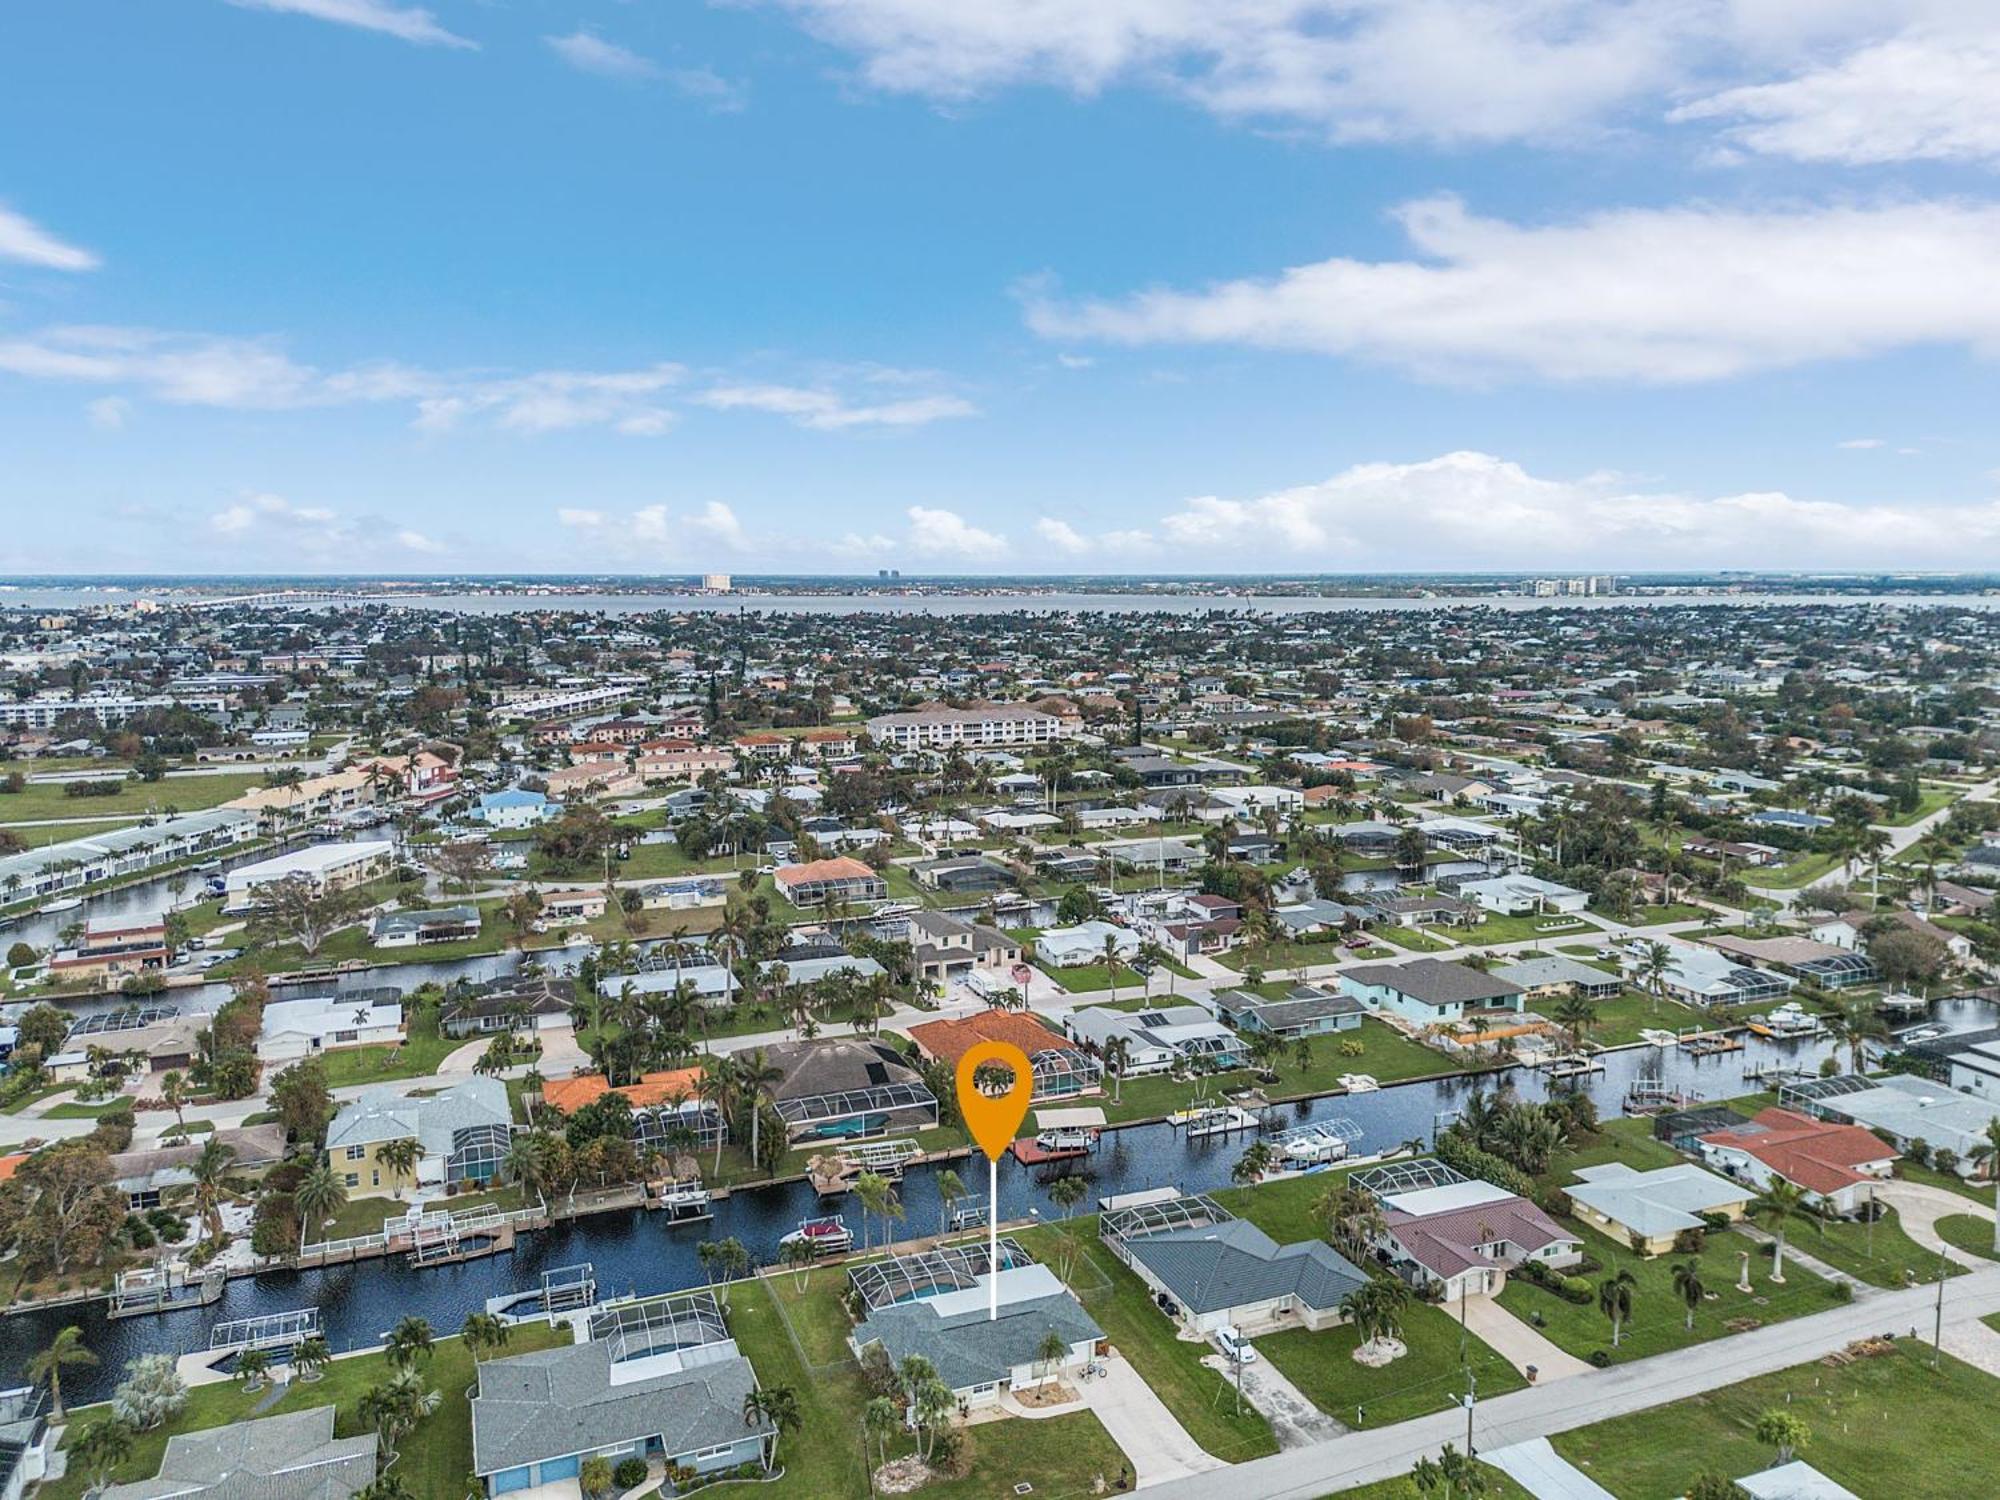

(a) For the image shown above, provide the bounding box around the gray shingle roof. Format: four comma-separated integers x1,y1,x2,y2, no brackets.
1122,1219,1368,1314
103,1406,375,1500
852,1289,1102,1393
471,1340,766,1476
324,1075,511,1156
1343,958,1524,1008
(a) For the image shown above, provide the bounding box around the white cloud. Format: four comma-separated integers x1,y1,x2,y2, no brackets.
1055,353,1095,369
757,0,1977,148
560,501,753,557
1673,26,2000,165
1837,438,1884,449
0,203,99,272
0,325,683,434
906,505,1008,560
396,528,445,554
696,383,975,429
1027,195,2000,383
545,31,660,81
667,68,750,113
557,507,606,528
685,500,749,550
1034,518,1089,554
86,396,129,430
227,0,474,49
209,493,344,549
1148,449,2000,569
1033,516,1158,557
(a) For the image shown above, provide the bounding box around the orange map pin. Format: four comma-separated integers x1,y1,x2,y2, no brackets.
956,1040,1033,1161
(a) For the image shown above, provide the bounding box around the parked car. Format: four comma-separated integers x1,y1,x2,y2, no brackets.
1215,1325,1258,1364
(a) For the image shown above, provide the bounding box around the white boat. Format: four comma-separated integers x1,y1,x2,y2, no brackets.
778,1215,852,1257
1638,1029,1678,1047
1338,1073,1380,1093
38,897,82,916
1269,1119,1362,1170
1183,1105,1261,1139
1755,1002,1822,1038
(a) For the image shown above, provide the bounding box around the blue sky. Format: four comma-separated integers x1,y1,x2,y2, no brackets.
3,0,1999,574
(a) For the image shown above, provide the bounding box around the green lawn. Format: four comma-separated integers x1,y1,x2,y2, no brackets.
1622,902,1716,927
1935,1214,1997,1260
1496,1218,1848,1366
1013,1222,1280,1465
1041,957,1198,993
1324,1466,1534,1498
1787,1206,1964,1288
1570,990,1711,1048
1374,926,1458,953
48,1323,570,1500
1546,1116,1685,1181
1551,1339,1998,1499
0,771,263,823
1460,912,1593,946
1260,1296,1527,1431
0,817,144,847
734,1275,1135,1500
1893,1161,1994,1206
1093,1017,1452,1126
1742,850,1847,890
316,1182,530,1242
1878,788,1956,827
317,999,461,1087
1217,938,1359,972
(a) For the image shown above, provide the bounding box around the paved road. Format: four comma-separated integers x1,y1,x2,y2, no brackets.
1141,1265,2000,1500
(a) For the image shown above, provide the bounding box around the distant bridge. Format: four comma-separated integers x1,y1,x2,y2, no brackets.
182,589,369,610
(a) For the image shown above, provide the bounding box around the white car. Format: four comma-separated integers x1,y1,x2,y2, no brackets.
1215,1326,1259,1364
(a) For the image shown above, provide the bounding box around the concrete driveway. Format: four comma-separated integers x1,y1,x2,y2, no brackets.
1199,1349,1344,1447
1081,1353,1227,1488
1458,1294,1593,1382
1876,1179,1995,1269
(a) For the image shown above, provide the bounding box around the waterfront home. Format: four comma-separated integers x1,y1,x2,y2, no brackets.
0,806,257,903
1034,919,1141,969
471,1298,772,1495
1360,1160,1581,1300
1211,985,1365,1039
323,1075,513,1197
772,855,888,907
1621,939,1792,1007
1063,1004,1246,1073
849,1250,1102,1410
745,1037,939,1144
907,1011,1102,1101
600,952,885,1007
257,992,405,1063
221,840,395,910
1340,959,1527,1027
45,914,170,984
541,1065,727,1151
1100,1192,1368,1335
1492,955,1623,1002
0,1387,54,1500
471,788,557,828
439,975,575,1037
1564,1162,1751,1255
1787,1073,2000,1176
102,1407,374,1500
905,909,1023,987
1695,1107,1896,1215
370,902,482,948
1455,873,1590,916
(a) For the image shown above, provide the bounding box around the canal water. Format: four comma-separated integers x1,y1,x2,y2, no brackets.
12,1003,1989,1402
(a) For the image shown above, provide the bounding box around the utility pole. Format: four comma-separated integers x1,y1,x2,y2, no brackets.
1933,1245,1947,1370
1463,1365,1478,1458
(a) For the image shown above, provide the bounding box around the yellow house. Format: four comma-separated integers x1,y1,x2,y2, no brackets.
1564,1161,1751,1256
322,1077,512,1199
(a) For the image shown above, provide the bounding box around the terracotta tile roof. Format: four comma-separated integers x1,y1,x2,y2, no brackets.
1381,1196,1575,1280
541,1065,706,1116
1698,1107,1896,1196
773,856,877,886
906,1011,1076,1064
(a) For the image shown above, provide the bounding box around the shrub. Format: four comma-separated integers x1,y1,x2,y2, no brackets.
1697,1211,1732,1232
1588,1349,1612,1368
5,942,33,968
1830,1279,1854,1304
1673,1227,1707,1255
124,1214,157,1250
1558,1275,1595,1305
612,1458,648,1490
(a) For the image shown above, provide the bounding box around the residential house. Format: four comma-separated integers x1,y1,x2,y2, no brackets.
1696,1107,1896,1214
911,855,1015,894
103,1407,374,1500
1339,959,1527,1027
371,904,482,949
1492,955,1623,1002
1063,1004,1245,1074
745,1037,938,1144
439,976,575,1038
1788,1073,2000,1177
1455,874,1590,917
1365,1162,1582,1300
1211,985,1365,1039
472,789,557,829
258,992,404,1063
1100,1192,1368,1336
905,909,1024,987
222,840,394,910
323,1075,513,1197
772,856,888,908
46,915,170,985
907,1011,1101,1101
1564,1162,1752,1255
1034,919,1140,969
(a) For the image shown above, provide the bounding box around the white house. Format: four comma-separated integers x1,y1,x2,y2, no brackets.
258,995,405,1064
1456,874,1590,916
223,841,395,910
1035,920,1140,969
472,789,557,829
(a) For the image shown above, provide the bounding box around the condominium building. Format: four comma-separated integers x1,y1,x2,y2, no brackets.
865,704,1063,751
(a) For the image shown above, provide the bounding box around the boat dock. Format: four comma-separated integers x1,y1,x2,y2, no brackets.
108,1263,226,1320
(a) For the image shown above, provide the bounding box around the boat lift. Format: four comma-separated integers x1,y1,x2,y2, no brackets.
210,1307,320,1358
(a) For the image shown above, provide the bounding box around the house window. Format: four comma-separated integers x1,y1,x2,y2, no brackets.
344,1145,366,1161
343,1173,359,1188
689,1444,737,1462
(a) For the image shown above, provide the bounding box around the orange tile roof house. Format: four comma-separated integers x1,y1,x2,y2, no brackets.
772,856,886,907
1696,1107,1897,1214
906,1012,1101,1101
541,1065,707,1116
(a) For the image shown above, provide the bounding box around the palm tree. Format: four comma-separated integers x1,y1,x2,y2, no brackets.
294,1161,348,1250
1103,1035,1132,1104
460,1311,510,1363
579,1455,614,1499
781,1236,818,1292
30,1324,96,1419
1233,1140,1274,1184
375,1136,426,1197
160,1069,188,1130
852,1170,893,1252
745,1384,802,1465
934,1167,966,1236
293,1335,332,1382
385,1315,434,1370
502,1134,548,1200
734,1048,785,1172
1750,1179,1819,1283
1637,940,1673,1013
1034,1329,1070,1389
1970,1119,2000,1256
1598,1269,1636,1348
190,1138,237,1244
1671,1259,1706,1331
1100,933,1125,1004
73,1416,135,1495
862,1395,902,1471
1552,994,1598,1052
359,1370,440,1459
698,1057,737,1176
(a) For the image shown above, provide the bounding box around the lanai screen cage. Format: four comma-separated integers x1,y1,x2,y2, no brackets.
1030,1048,1103,1101
776,1079,938,1141
1792,953,1880,990
1099,1193,1230,1246
1779,1074,1878,1115
1351,1158,1470,1201
588,1288,730,1365
68,1005,175,1038
848,1238,1032,1312
632,1101,727,1152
